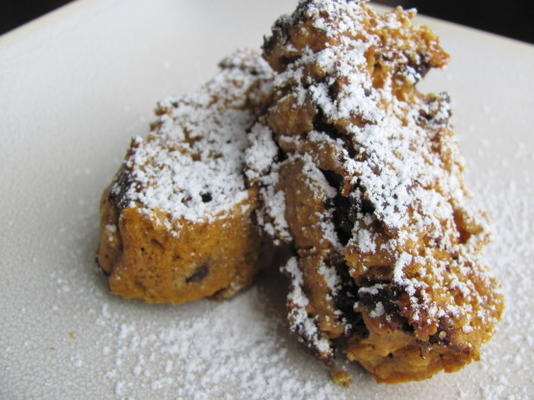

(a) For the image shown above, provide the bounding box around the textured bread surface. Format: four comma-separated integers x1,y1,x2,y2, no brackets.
259,0,503,383
97,50,273,304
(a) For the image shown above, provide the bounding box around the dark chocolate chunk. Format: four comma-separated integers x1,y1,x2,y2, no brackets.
201,192,213,203
186,264,210,283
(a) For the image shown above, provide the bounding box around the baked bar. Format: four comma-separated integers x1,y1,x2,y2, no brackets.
97,49,273,304
261,0,503,383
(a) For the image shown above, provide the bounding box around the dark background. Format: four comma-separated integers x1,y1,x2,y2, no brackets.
1,0,534,44
378,0,534,44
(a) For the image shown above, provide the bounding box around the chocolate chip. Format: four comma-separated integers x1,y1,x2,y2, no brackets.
186,264,209,283
201,192,212,203
321,169,343,189
332,194,357,245
360,198,375,214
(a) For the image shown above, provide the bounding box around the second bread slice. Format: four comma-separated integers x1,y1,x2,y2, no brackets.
97,50,273,304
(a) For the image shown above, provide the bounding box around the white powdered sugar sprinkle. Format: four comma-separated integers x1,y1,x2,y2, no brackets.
111,50,273,226
284,257,332,356
245,123,292,245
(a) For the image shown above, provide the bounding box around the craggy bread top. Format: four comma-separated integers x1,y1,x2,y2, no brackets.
262,0,503,359
110,49,273,228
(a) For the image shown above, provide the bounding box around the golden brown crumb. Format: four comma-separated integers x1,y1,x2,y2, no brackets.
330,369,352,387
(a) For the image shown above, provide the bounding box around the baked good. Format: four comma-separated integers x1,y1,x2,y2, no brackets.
97,49,273,304
260,0,504,383
96,0,503,384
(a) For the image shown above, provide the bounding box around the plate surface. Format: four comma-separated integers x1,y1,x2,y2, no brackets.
1,1,533,399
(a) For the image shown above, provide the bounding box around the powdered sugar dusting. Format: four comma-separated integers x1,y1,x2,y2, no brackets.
284,257,333,357
110,49,273,226
87,280,349,399
37,156,531,398
245,123,291,245
318,260,341,296
262,0,502,371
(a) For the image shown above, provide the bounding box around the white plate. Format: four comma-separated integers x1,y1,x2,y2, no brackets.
1,1,533,399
